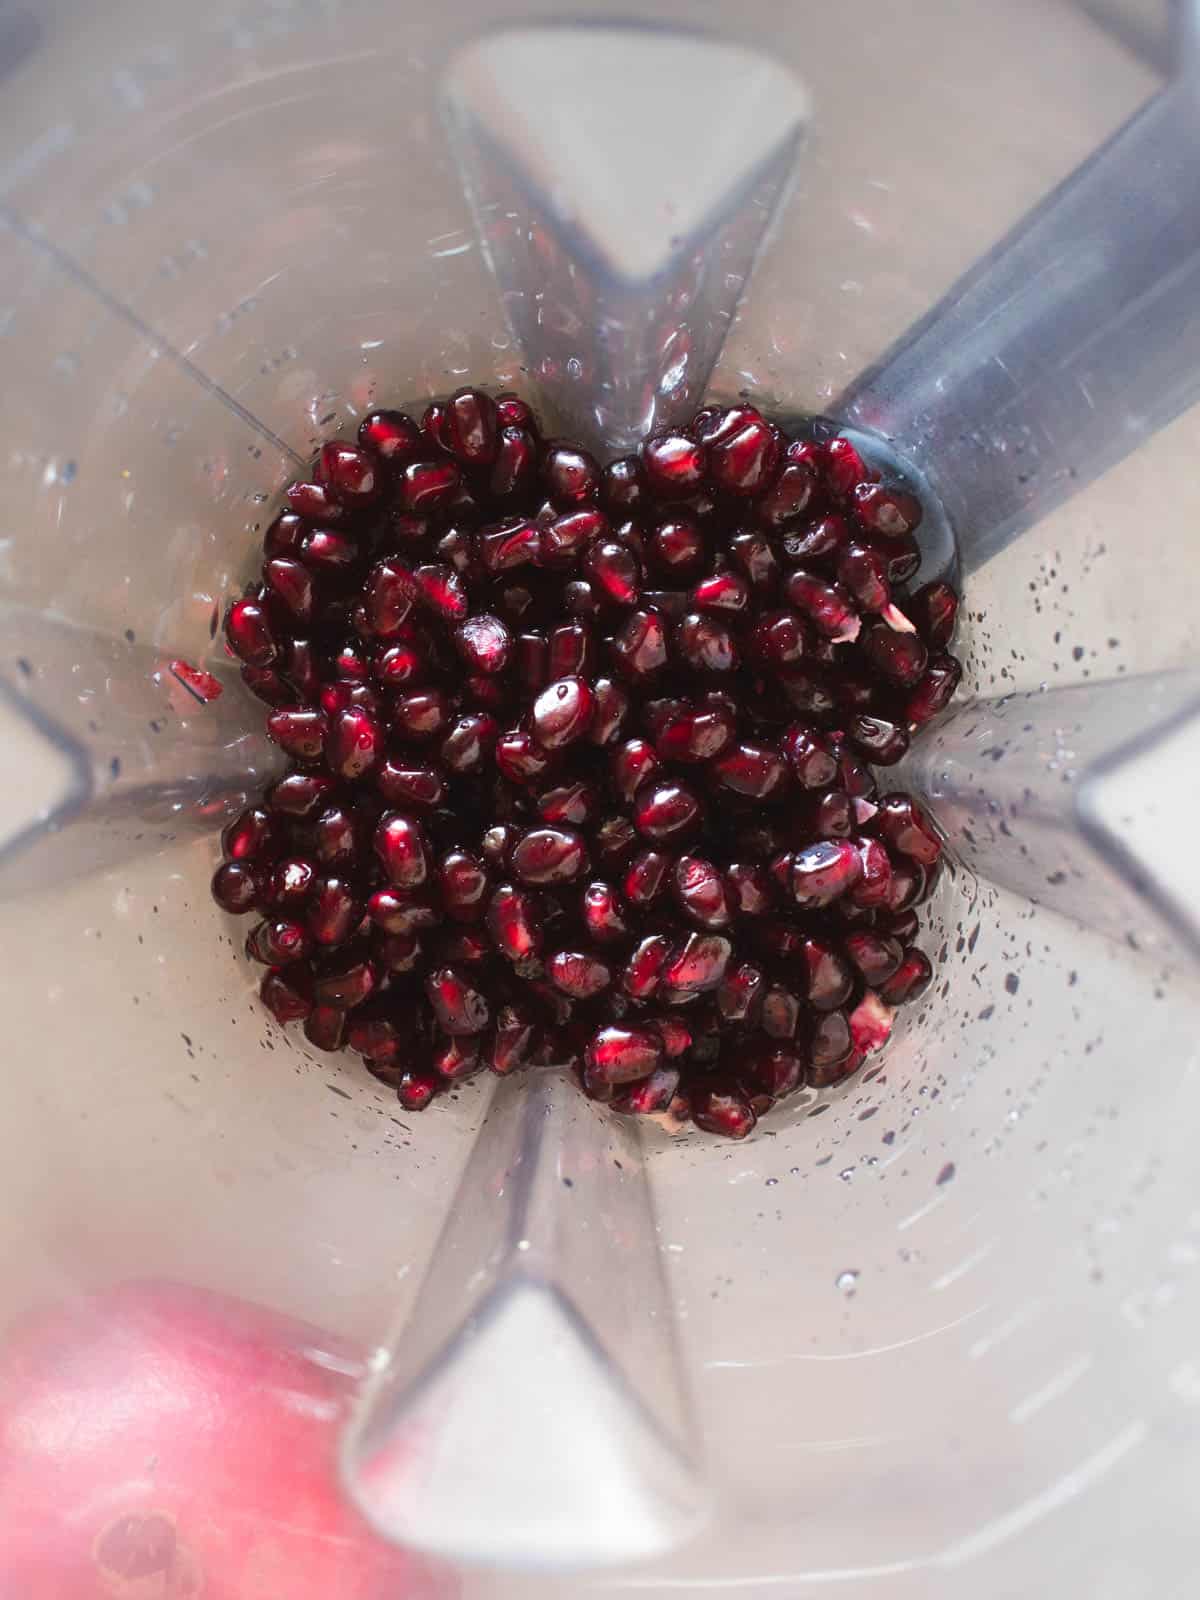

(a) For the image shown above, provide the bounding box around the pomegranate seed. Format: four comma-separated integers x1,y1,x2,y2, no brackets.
390,688,451,742
583,539,641,605
612,1066,681,1115
728,529,779,591
585,1025,663,1085
673,856,733,929
312,951,377,1009
547,621,594,680
740,1041,804,1101
612,739,660,801
756,439,821,529
724,862,774,918
312,806,360,867
623,849,671,908
307,876,362,947
267,771,336,818
439,387,498,466
582,882,631,945
211,861,261,914
661,933,731,995
263,510,305,558
487,883,543,961
222,805,278,861
496,393,537,430
716,960,766,1023
316,441,382,506
489,424,537,499
322,706,381,780
910,581,959,648
549,949,612,999
300,527,359,575
595,815,637,866
358,408,422,463
440,712,499,774
710,742,789,802
675,612,737,674
878,948,933,1005
620,934,670,999
611,608,668,679
304,1006,348,1053
396,458,461,514
872,793,942,865
331,639,371,681
364,558,417,638
791,840,862,907
843,930,904,986
784,571,861,643
425,966,490,1035
263,556,315,624
480,517,540,573
376,759,445,810
852,481,922,539
374,813,430,887
822,436,872,499
530,676,594,748
241,664,292,705
651,516,706,576
633,778,700,843
860,621,928,686
748,611,808,668
707,414,780,496
452,613,511,676
367,887,439,935
495,728,557,785
286,481,349,524
247,918,311,966
602,456,647,512
511,826,588,885
261,967,313,1024
588,677,630,746
225,597,277,666
397,1066,442,1110
693,570,750,614
488,1004,539,1074
904,654,962,724
692,1080,756,1140
848,836,893,908
780,725,837,788
438,849,490,923
848,713,910,766
641,432,707,499
265,856,317,911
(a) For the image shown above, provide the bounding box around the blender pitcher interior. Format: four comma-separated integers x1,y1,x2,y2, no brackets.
2,2,1200,1597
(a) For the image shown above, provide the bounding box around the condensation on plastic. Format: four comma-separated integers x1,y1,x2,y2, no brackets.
0,1,1199,1596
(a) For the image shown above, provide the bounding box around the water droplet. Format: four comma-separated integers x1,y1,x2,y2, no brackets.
839,1167,855,1182
836,1270,859,1294
765,1177,778,1187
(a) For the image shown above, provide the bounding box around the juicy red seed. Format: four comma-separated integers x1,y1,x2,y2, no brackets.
662,933,731,995
307,876,362,946
633,778,701,843
843,930,905,986
438,850,490,923
651,517,706,575
530,676,595,749
724,862,774,918
439,712,499,774
582,882,631,944
852,481,922,539
488,1005,539,1075
367,887,439,935
780,513,851,566
299,528,358,576
762,983,802,1040
583,540,641,605
784,571,861,642
397,458,461,514
602,456,647,512
391,688,452,741
641,432,708,499
365,558,418,637
316,441,382,506
495,728,557,785
332,639,371,681
791,840,862,907
595,816,637,865
585,1025,663,1085
728,530,779,591
434,1034,483,1081
691,1081,756,1140
211,860,261,913
312,952,377,1009
304,1006,348,1053
717,960,766,1023
375,813,430,887
490,425,537,498
749,611,808,667
358,408,421,462
872,793,942,865
426,965,490,1034
693,570,750,614
537,779,597,828
266,856,317,910
780,725,837,788
286,481,349,524
809,1010,854,1073
376,759,445,809
878,948,933,1005
263,510,305,558
266,771,336,818
883,857,925,913
549,949,612,999
347,1009,409,1062
860,622,928,687
313,806,360,866
911,581,959,649
440,387,498,466
548,621,595,680
655,704,735,763
542,442,601,507
261,968,313,1024
756,452,819,531
849,836,893,908
265,708,325,760
487,883,542,960
707,415,780,497
247,918,312,966
837,543,891,613
588,678,630,746
222,805,277,861
623,849,671,907
263,557,315,623
809,789,853,838
822,436,872,499
511,826,589,885
540,507,608,566
673,856,733,929
516,632,549,694
849,714,910,766
225,598,277,666
621,934,671,999
480,517,540,572
611,608,668,679
411,562,468,622
905,654,962,725
710,742,789,802
740,1042,804,1100
675,612,737,674
454,613,512,675
612,1066,681,1115
495,392,536,430
396,1067,442,1111
319,706,379,780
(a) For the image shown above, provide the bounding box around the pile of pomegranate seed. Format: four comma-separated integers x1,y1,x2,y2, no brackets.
214,390,961,1138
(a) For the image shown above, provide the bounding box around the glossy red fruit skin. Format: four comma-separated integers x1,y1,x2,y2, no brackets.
438,849,490,923
910,581,959,648
397,1066,443,1111
495,728,558,785
307,876,362,947
843,930,905,986
488,1004,540,1074
225,598,277,666
396,458,461,515
365,558,417,638
673,855,733,929
490,424,538,499
728,529,779,592
312,952,377,1009
537,779,597,828
247,918,312,966
267,771,336,819
441,386,499,466
263,509,306,557
661,933,731,995
651,516,706,576
375,759,445,810
781,724,837,788
849,713,910,766
487,883,543,960
620,934,670,999
211,861,261,914
582,881,631,945
531,676,595,748
542,441,601,508
585,1025,663,1085
708,413,780,497
261,966,314,1024
263,556,316,624
265,856,317,911
691,1080,756,1139
454,613,512,675
588,677,630,746
848,836,894,909
602,455,647,513
724,862,774,918
286,480,350,524
366,887,439,936
440,712,499,775
641,432,708,499
316,441,382,507
480,517,540,573
716,960,766,1024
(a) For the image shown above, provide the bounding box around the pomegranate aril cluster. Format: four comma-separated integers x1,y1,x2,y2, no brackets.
216,390,960,1137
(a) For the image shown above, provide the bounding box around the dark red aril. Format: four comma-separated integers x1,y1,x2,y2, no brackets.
211,860,261,914
221,805,278,862
391,688,453,742
784,571,861,643
661,933,731,995
396,1066,442,1111
376,759,445,810
728,529,779,592
396,458,461,515
781,724,838,789
490,425,538,499
748,610,808,668
641,432,708,499
872,793,943,866
307,876,362,947
540,507,607,566
693,570,750,614
304,1006,348,1053
692,1080,756,1140
852,481,922,539
266,771,336,819
621,934,671,999
802,938,854,1012
582,881,631,945
366,887,439,936
843,930,905,986
285,481,349,524
548,949,612,999
365,558,417,638
623,849,671,909
588,677,630,746
263,557,315,624
673,856,733,929
707,413,780,497
263,510,305,558
454,613,512,676
487,883,543,960
633,779,701,843
439,712,500,776
780,513,850,565
488,1003,539,1074
495,728,557,785
756,439,820,529
724,862,774,918
809,1010,854,1078
910,581,959,649
860,622,928,687
426,966,490,1034
849,713,910,766
358,408,422,463
740,1042,804,1101
602,456,647,513
316,441,382,507
225,598,277,667
611,608,668,679
240,664,292,706
848,836,893,908
905,654,962,725
441,386,499,466
312,951,377,1009
822,436,873,500
265,856,316,911
542,441,601,507
585,1025,663,1085
511,826,589,885
322,706,381,780
675,612,737,674
438,849,490,923
791,840,862,907
877,947,933,1005
261,967,313,1024
480,517,540,573
531,676,595,749
651,516,706,576
374,812,430,887
247,917,311,966
710,742,789,802
612,1067,681,1115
